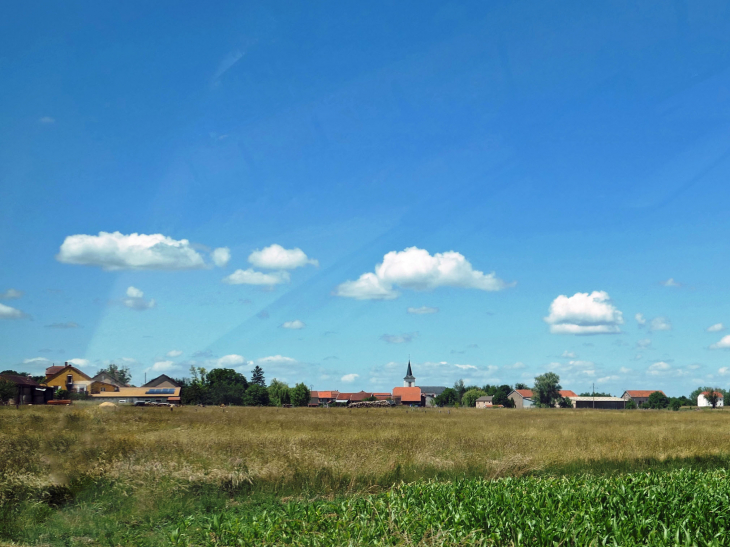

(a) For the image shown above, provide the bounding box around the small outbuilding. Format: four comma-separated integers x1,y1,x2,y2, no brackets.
476,395,493,408
569,396,626,409
697,391,724,408
621,390,665,407
0,374,54,405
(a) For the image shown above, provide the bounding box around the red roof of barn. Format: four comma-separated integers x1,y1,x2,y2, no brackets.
624,390,665,397
559,390,577,398
514,389,533,398
392,387,422,402
701,391,724,398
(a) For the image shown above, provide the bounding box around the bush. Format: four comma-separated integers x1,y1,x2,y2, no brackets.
289,383,311,407
625,400,637,410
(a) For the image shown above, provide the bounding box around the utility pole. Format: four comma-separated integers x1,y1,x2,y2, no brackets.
593,382,595,409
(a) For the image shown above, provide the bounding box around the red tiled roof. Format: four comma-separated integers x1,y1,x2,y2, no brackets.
336,393,354,400
624,390,665,398
314,391,338,399
514,389,533,398
701,391,724,398
349,391,373,402
45,366,65,376
559,390,577,398
392,387,422,402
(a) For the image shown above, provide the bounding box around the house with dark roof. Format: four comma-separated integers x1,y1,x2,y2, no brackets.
143,374,180,388
0,374,54,405
476,395,494,408
621,390,665,408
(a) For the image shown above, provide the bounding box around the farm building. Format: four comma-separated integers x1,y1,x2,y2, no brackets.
570,396,626,409
0,374,54,405
143,374,181,388
312,391,338,405
508,389,577,408
90,386,181,404
476,395,493,408
392,387,423,406
91,371,128,389
621,390,665,407
44,363,93,394
697,391,724,407
420,386,448,407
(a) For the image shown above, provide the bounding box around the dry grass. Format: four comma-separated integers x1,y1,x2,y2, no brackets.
2,404,730,499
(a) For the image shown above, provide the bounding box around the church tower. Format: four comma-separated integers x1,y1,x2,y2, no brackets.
403,360,415,387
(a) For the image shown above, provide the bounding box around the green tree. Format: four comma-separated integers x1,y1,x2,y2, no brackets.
250,366,266,387
207,367,248,405
533,372,561,408
462,389,487,407
55,388,69,400
268,379,291,406
557,397,573,408
579,391,612,397
0,378,15,404
704,389,721,409
625,400,637,410
647,391,670,409
690,386,727,405
669,399,682,411
243,384,270,406
97,364,132,385
289,383,311,407
434,388,459,407
514,382,529,390
453,379,466,400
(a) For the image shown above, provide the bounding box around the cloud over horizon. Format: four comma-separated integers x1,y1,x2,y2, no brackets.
544,291,623,334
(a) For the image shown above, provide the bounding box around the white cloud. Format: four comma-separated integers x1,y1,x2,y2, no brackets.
619,367,633,374
123,286,155,310
39,116,55,123
597,375,620,383
502,362,526,370
544,291,623,335
341,373,359,383
67,358,90,368
407,306,439,314
380,333,416,344
149,360,176,372
455,364,477,370
248,244,318,270
636,338,652,349
23,357,51,365
257,355,298,365
707,323,725,333
216,354,246,367
0,303,27,319
561,351,576,358
222,269,290,286
0,289,23,300
281,320,305,330
166,350,183,358
710,335,730,350
647,361,672,376
335,247,513,300
660,278,681,287
718,367,730,376
649,317,672,332
211,247,231,267
635,313,646,325
56,231,230,270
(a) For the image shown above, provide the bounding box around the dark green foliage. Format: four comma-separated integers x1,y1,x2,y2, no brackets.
250,366,266,387
647,391,670,409
96,364,132,385
670,399,682,411
267,379,290,406
207,369,248,406
243,384,270,406
434,388,459,406
579,391,612,397
461,389,486,407
533,372,561,408
626,400,637,409
289,383,311,407
514,382,529,390
0,379,15,403
482,384,515,407
690,387,727,403
703,389,722,408
557,396,572,408
452,379,466,400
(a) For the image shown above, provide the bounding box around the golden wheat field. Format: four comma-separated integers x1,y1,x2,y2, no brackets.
2,404,730,498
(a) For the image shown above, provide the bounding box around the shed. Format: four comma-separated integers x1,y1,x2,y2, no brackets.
570,396,626,409
0,374,54,405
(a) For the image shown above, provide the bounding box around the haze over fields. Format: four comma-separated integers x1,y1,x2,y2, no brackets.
2,1,730,396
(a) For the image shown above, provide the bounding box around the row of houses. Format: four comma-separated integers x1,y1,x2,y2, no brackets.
0,362,182,405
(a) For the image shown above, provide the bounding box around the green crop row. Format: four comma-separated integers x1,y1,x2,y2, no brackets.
167,468,730,546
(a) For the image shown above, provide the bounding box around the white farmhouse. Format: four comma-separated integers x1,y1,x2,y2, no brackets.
697,391,724,408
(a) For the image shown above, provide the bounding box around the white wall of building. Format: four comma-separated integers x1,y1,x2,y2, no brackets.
697,393,724,407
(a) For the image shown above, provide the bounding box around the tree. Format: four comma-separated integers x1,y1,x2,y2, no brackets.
579,391,612,397
0,378,15,404
704,389,721,409
268,379,291,406
669,399,682,411
514,382,529,390
97,364,132,385
289,383,311,407
690,386,727,405
647,391,670,409
55,389,69,400
625,400,637,410
557,397,573,408
533,372,561,408
462,389,487,407
243,384,270,406
491,386,515,408
250,366,266,387
434,388,459,407
453,379,466,400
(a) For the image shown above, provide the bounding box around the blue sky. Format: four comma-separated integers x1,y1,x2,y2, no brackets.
2,1,730,396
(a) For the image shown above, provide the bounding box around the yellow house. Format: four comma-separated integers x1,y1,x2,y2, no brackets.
45,363,93,393
90,381,118,394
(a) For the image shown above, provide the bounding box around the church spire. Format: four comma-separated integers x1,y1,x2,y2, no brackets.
403,360,415,387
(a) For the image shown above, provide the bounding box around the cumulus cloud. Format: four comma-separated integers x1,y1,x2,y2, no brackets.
56,231,227,270
281,320,305,330
335,247,513,300
0,303,27,319
380,333,417,344
0,289,23,300
166,350,183,358
248,244,318,270
544,291,623,334
123,286,155,310
67,358,90,367
646,361,673,376
211,247,231,267
707,323,725,333
216,354,246,367
455,364,477,370
149,360,176,372
222,269,290,286
635,313,646,326
718,367,730,376
407,306,439,314
597,375,620,383
257,355,298,365
649,317,671,332
660,278,681,287
619,367,633,374
341,373,359,383
710,335,730,350
24,357,51,365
